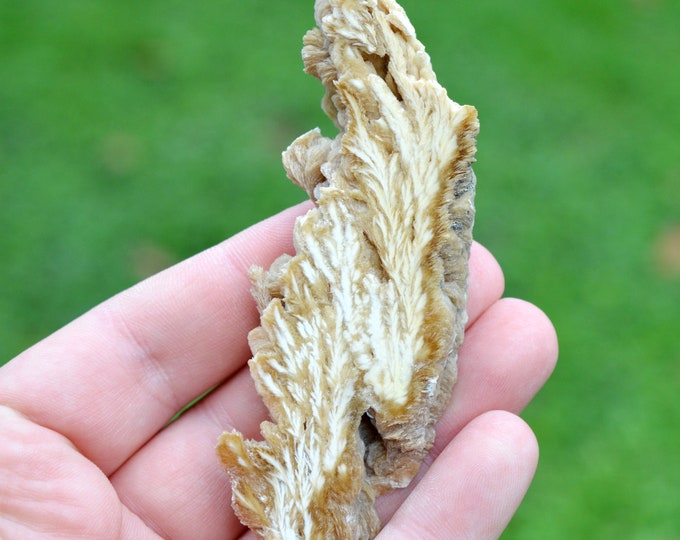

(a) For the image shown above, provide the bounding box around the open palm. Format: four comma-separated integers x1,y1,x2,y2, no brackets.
0,203,557,539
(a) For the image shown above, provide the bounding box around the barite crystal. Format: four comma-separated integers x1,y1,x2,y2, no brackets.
217,0,479,537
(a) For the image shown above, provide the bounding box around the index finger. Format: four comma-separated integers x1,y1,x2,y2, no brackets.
0,202,310,474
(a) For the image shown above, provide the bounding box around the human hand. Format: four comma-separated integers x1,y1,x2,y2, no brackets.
0,202,557,539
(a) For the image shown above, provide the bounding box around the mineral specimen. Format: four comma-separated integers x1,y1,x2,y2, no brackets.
217,0,479,537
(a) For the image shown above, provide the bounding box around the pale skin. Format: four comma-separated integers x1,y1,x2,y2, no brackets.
0,202,558,539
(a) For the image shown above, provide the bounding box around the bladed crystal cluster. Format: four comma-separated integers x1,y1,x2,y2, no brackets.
217,1,479,537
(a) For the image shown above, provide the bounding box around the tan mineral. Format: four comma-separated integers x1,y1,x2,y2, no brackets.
217,0,479,538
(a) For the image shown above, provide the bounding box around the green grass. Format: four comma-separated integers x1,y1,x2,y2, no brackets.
1,0,679,537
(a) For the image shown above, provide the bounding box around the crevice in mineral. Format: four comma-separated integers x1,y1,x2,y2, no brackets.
361,51,402,102
359,409,386,477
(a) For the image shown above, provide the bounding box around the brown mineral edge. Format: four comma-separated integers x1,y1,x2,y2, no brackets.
217,0,478,538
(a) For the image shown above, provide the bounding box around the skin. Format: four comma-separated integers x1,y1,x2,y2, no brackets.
0,202,558,539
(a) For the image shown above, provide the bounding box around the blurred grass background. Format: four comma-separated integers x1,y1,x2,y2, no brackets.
1,0,678,537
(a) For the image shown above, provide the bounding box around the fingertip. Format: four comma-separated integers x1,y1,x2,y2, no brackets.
473,410,539,479
380,411,539,540
465,411,540,536
213,200,313,273
499,298,559,383
467,241,505,325
445,410,539,505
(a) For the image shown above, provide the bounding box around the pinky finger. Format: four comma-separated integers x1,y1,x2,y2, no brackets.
378,410,539,540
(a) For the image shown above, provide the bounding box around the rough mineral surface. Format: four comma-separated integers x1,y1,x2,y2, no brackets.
217,0,479,538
